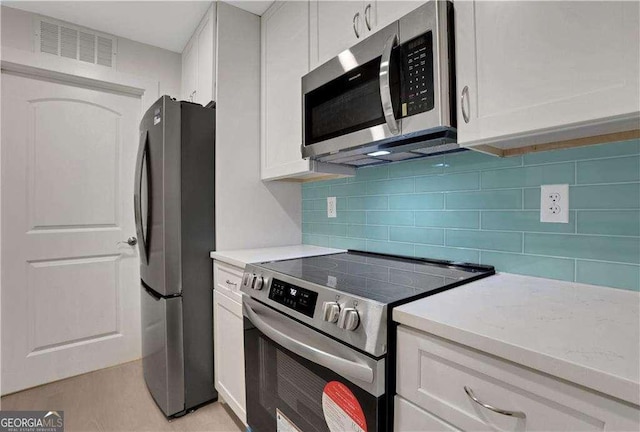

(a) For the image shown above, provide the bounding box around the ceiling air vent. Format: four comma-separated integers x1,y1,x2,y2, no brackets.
36,18,117,68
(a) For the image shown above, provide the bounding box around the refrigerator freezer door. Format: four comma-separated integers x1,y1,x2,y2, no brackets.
141,285,185,416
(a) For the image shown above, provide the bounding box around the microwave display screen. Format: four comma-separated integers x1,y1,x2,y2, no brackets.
269,279,318,318
399,31,434,117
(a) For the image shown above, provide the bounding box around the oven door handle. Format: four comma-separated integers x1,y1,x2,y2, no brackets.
243,300,374,384
380,33,400,135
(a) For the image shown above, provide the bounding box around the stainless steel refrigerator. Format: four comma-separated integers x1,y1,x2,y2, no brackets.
135,95,217,417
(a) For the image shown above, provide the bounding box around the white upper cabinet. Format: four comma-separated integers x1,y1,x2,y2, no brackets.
310,0,364,68
367,1,425,35
261,1,354,181
455,0,640,154
181,37,198,101
310,1,426,68
181,4,216,105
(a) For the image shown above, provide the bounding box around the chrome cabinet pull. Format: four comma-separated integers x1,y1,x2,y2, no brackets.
461,85,470,123
464,386,526,419
364,4,372,31
379,33,400,135
225,279,238,287
353,12,361,38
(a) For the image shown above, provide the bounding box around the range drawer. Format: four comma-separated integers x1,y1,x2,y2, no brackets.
213,261,243,302
396,325,639,432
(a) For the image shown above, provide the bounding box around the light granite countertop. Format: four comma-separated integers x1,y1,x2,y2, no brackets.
210,244,343,269
393,273,640,405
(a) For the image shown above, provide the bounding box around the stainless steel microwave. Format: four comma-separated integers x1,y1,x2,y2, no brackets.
302,1,458,167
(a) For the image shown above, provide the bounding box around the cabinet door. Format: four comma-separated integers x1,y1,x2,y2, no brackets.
196,8,215,105
366,1,424,36
261,1,311,179
456,1,640,150
310,0,364,68
213,288,246,424
181,36,198,101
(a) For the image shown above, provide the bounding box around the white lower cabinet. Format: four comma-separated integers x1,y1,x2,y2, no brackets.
395,325,639,431
213,261,246,425
395,396,460,432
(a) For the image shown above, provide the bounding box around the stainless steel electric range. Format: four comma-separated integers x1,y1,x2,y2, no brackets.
240,251,494,432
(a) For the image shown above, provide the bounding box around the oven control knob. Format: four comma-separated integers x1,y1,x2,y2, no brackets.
337,308,360,331
253,275,264,290
322,302,340,323
242,272,253,287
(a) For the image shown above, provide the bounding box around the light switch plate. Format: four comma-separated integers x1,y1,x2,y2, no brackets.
327,197,337,218
540,184,569,223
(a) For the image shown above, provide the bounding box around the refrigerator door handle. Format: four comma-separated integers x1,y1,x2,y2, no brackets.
134,131,150,263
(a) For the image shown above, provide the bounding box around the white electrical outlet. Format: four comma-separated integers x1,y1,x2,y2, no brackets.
540,184,569,223
327,197,337,218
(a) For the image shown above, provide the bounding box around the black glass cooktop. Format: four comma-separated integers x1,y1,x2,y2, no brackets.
257,251,494,305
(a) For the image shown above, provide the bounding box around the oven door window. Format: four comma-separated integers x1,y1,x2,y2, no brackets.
244,317,384,432
304,55,400,146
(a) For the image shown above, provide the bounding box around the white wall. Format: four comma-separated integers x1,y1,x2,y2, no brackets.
215,2,301,250
1,5,181,98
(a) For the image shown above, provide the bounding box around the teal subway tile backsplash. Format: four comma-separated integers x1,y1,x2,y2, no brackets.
481,211,576,233
576,261,640,291
445,150,522,172
415,211,479,229
447,230,523,252
347,196,388,210
390,227,444,245
366,178,414,195
389,193,444,210
388,156,444,178
347,225,388,240
446,190,522,209
524,233,639,264
415,245,480,263
576,156,640,184
480,163,575,189
577,211,640,236
367,211,414,226
523,140,640,165
415,172,479,192
571,184,640,209
302,140,640,291
480,252,575,282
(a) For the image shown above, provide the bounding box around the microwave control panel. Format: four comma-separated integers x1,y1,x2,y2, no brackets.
269,279,318,318
399,31,434,117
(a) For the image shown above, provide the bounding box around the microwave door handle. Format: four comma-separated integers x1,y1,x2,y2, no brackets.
380,33,400,135
242,300,374,384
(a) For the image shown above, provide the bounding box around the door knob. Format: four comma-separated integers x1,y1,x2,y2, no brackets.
117,236,138,246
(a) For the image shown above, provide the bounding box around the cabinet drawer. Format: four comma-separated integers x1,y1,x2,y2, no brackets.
396,326,639,432
214,261,243,300
395,395,460,432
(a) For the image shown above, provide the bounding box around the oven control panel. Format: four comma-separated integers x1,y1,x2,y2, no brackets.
268,278,318,318
399,31,434,118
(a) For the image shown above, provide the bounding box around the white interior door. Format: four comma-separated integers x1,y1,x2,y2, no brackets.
1,72,142,395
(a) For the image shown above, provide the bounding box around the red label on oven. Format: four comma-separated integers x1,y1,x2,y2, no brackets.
322,381,367,432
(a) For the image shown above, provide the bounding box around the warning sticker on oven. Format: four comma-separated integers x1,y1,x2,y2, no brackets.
276,409,303,432
322,381,368,432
